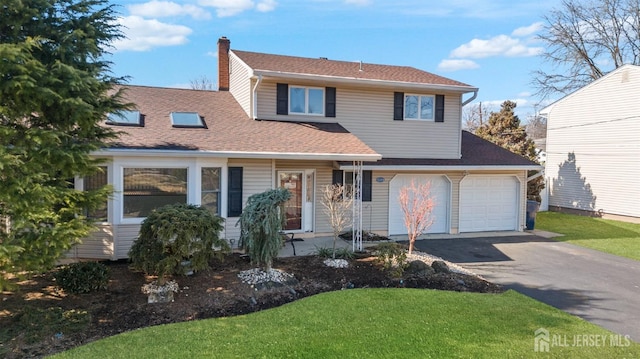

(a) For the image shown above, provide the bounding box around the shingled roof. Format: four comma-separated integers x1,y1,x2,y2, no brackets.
340,131,540,169
102,85,380,160
232,50,476,90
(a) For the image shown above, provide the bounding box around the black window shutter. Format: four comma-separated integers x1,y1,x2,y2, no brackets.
332,170,344,185
276,83,288,115
325,87,336,117
227,167,243,217
362,170,372,202
393,92,404,120
435,94,445,122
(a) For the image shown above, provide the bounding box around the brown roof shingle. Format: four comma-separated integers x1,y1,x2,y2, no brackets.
106,85,379,158
342,131,539,168
232,50,475,89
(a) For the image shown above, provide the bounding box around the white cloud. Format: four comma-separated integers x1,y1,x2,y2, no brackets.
128,1,211,20
112,16,192,52
197,0,277,17
437,59,480,72
450,34,543,59
256,0,277,12
512,22,543,37
206,50,218,57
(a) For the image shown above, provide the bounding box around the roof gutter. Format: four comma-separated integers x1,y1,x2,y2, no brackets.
338,164,543,171
252,71,478,93
93,148,382,162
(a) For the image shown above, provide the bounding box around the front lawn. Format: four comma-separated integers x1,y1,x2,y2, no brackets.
54,289,638,358
536,212,640,261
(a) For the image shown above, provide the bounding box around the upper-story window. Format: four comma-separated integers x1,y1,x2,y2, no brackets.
404,95,434,121
107,110,142,126
290,86,324,115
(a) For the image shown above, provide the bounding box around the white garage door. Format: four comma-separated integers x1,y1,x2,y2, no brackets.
388,175,450,235
459,176,519,232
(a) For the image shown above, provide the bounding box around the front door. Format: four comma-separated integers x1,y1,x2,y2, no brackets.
279,171,314,232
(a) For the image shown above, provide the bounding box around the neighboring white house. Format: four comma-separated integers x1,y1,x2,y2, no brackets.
540,64,640,222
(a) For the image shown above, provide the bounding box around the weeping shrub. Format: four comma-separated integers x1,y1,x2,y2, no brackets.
128,203,228,283
237,188,291,271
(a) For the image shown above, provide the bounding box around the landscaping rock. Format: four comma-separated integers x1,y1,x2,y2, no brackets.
431,260,451,274
405,260,436,277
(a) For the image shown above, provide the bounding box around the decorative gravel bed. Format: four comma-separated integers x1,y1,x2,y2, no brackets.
407,251,481,278
237,268,297,286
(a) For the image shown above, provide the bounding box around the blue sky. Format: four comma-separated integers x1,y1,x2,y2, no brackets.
108,0,560,121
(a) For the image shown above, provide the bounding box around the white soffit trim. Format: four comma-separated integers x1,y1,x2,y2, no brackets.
338,164,542,171
253,71,478,93
94,149,382,162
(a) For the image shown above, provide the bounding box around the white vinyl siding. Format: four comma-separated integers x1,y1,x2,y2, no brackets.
229,53,252,116
115,224,142,259
256,80,462,159
545,65,640,218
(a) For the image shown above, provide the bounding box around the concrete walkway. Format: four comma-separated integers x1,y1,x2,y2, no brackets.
411,232,640,342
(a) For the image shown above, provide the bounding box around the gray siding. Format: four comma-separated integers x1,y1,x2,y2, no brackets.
229,53,252,117
67,225,114,260
225,158,274,241
545,66,640,218
115,224,141,259
256,79,462,159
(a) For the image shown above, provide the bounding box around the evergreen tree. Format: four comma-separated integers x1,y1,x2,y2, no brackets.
0,0,127,289
475,101,545,202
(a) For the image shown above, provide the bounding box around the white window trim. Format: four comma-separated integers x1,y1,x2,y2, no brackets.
404,94,435,121
111,158,228,225
289,86,325,116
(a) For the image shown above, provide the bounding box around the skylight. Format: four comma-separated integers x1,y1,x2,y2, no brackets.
171,112,205,128
107,110,142,126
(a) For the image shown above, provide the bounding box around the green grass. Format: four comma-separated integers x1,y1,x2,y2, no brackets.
536,212,640,261
54,289,638,358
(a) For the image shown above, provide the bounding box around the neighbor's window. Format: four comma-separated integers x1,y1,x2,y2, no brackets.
84,167,108,221
404,95,434,120
290,86,324,115
107,110,141,125
122,168,187,218
201,167,221,215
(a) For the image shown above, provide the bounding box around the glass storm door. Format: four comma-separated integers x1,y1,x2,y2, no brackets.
279,171,314,232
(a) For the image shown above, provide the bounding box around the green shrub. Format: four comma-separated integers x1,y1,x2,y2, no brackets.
54,262,110,294
315,246,354,260
374,242,407,278
238,188,291,271
128,203,228,282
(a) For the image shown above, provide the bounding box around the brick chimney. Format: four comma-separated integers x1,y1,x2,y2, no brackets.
217,36,230,91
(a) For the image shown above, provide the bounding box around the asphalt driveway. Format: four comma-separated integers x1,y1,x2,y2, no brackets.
412,234,640,342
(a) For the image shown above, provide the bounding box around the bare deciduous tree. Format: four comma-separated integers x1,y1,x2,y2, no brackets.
525,114,547,140
190,76,216,91
398,180,435,255
462,102,492,132
321,184,353,259
534,0,640,99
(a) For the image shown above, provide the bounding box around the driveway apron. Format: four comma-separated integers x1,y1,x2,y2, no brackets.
412,235,640,342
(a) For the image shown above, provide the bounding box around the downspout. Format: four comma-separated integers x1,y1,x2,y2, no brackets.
458,89,479,158
251,74,262,120
461,89,478,107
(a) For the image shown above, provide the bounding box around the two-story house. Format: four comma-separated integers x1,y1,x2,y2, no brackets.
71,36,539,260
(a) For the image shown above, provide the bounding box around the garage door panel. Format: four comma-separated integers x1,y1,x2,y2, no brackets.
459,176,518,232
389,175,450,235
